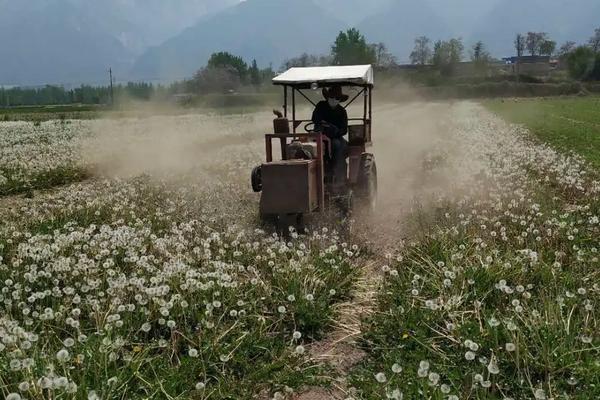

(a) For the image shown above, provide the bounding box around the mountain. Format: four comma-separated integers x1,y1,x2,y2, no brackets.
131,0,347,81
425,0,500,37
0,0,134,85
96,0,239,53
0,0,238,86
357,0,452,63
470,0,600,57
317,0,394,25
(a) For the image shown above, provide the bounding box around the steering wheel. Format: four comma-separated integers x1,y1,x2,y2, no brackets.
302,123,333,158
304,122,317,133
305,121,334,133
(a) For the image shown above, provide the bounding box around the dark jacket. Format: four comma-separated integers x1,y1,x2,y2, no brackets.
311,100,348,139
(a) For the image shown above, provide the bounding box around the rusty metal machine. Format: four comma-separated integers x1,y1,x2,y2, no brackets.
251,65,377,229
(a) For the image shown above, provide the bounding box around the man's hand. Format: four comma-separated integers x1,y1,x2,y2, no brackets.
319,120,340,138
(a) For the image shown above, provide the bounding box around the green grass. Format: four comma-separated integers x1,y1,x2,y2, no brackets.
485,96,600,169
0,165,90,196
0,104,107,122
0,104,105,114
0,93,279,122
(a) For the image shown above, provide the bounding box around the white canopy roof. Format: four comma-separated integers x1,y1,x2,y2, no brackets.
272,65,373,86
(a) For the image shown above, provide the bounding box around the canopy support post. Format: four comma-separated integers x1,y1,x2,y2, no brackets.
369,86,372,122
283,86,288,118
292,88,296,133
363,85,367,126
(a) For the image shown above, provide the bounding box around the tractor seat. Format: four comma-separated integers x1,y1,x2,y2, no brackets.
286,141,318,160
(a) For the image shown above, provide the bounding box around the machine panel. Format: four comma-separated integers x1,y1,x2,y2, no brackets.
260,160,319,214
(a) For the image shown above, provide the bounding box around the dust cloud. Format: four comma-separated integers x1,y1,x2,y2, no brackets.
81,111,271,178
361,101,484,245
79,100,486,241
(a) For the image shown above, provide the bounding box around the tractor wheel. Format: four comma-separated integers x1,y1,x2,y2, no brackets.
355,154,378,212
251,166,262,192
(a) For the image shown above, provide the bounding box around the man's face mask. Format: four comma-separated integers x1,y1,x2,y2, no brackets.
328,98,340,108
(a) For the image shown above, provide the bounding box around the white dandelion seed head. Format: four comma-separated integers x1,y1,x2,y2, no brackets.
375,372,387,383
56,348,70,362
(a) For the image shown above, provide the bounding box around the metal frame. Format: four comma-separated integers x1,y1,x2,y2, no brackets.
280,83,373,138
267,81,374,213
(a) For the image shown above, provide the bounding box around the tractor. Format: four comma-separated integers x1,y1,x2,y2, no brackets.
251,65,377,230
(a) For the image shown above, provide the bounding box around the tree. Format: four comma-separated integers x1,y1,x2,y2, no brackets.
540,40,556,57
261,63,275,82
526,32,548,56
433,38,464,76
192,66,241,93
371,42,397,67
249,59,261,87
410,36,432,65
558,41,577,58
448,38,464,63
589,28,600,52
331,28,376,65
515,34,525,57
281,53,331,70
567,46,600,80
471,41,491,73
514,34,527,82
471,41,490,62
207,52,248,80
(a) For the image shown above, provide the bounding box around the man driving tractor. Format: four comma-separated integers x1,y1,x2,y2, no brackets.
251,65,377,227
311,85,349,184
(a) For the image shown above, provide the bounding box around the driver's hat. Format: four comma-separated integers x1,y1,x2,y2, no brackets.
322,86,349,102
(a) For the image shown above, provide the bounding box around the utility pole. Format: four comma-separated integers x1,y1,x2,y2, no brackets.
109,68,114,106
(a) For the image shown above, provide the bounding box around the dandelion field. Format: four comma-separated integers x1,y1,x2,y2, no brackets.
0,103,598,399
351,103,600,399
486,96,600,169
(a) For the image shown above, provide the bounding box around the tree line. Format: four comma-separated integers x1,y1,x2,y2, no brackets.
0,82,156,107
514,29,600,80
408,28,600,80
191,29,396,93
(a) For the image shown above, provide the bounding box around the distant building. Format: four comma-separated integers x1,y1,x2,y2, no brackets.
501,56,553,76
502,55,551,64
